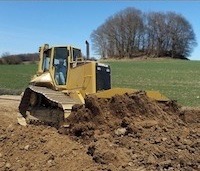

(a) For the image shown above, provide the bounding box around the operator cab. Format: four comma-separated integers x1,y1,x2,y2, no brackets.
38,43,111,93
53,47,82,85
39,45,82,86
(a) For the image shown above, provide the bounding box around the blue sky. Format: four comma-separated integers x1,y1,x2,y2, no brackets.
0,1,200,60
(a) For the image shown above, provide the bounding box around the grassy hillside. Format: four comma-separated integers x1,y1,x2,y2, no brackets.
0,59,199,107
0,64,37,94
105,59,200,107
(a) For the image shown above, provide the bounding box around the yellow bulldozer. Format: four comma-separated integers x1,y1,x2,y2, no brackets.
19,41,168,127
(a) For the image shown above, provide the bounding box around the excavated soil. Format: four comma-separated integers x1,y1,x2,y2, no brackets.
0,92,200,171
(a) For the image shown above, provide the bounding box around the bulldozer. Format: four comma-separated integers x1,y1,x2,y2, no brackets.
19,41,169,127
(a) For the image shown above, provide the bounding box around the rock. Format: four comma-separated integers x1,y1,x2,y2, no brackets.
128,162,133,166
166,125,174,129
147,154,156,164
5,162,11,168
114,128,126,136
24,145,30,150
182,139,192,145
47,159,52,165
162,137,167,142
137,120,158,128
162,127,168,132
131,153,138,160
0,153,2,158
154,137,161,144
17,116,27,126
159,160,172,167
177,164,181,169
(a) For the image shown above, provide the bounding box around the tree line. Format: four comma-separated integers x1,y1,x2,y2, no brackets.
91,7,197,59
0,52,39,65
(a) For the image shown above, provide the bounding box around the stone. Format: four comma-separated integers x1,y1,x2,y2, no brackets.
139,120,158,128
128,162,133,166
147,154,156,164
162,137,167,141
159,160,172,167
17,116,27,126
24,145,30,150
5,162,11,168
114,128,126,136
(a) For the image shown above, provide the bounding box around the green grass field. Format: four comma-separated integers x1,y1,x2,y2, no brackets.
104,59,200,107
0,59,199,107
0,64,37,94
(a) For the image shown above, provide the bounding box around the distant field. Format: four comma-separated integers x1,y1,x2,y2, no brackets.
105,59,200,107
0,64,37,94
0,59,199,107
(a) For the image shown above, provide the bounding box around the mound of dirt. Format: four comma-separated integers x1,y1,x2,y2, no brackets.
0,92,199,171
62,92,200,170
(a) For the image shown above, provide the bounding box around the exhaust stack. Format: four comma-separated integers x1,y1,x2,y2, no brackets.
85,40,90,60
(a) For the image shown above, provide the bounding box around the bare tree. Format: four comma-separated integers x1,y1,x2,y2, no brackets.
91,7,144,58
145,12,169,57
1,52,10,58
166,12,197,58
91,8,197,59
91,25,107,58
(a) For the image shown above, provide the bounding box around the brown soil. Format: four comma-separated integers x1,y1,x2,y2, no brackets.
0,92,199,171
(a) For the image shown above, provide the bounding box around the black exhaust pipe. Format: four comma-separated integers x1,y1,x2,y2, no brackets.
85,40,90,60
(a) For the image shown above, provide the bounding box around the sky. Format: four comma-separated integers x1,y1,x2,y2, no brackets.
0,1,200,60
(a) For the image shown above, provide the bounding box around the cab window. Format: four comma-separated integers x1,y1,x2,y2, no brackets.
54,47,69,85
42,49,51,71
73,48,81,61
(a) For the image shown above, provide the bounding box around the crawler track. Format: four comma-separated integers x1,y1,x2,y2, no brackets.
19,85,79,127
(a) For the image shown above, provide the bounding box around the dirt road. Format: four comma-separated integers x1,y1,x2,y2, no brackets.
0,93,199,171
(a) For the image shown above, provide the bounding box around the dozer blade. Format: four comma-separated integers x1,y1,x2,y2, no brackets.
94,88,169,101
19,85,81,127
